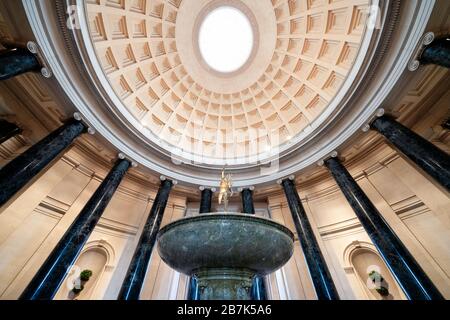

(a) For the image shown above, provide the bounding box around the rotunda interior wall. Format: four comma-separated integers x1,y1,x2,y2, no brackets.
0,0,449,300
267,139,450,299
0,131,448,299
0,141,188,299
0,63,449,299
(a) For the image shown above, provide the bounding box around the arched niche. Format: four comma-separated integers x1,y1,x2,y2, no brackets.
343,241,405,300
55,240,115,300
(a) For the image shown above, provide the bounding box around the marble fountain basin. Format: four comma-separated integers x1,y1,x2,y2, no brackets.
157,213,294,300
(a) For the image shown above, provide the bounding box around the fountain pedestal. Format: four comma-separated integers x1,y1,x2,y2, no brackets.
195,268,254,300
157,213,294,300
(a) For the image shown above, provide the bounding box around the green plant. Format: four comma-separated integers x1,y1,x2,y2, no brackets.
368,270,389,297
80,269,93,281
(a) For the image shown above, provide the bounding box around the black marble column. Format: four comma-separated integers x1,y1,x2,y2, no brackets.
240,187,267,300
19,158,131,300
325,157,444,300
199,188,213,214
0,119,22,144
372,115,450,191
0,118,86,207
188,187,213,300
187,276,199,300
0,48,40,81
281,178,340,300
251,276,267,300
241,188,255,214
420,36,450,68
118,179,173,300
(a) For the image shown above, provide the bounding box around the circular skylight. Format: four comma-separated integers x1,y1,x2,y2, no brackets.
198,6,254,73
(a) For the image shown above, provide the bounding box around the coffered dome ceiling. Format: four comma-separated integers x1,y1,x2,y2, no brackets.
84,0,371,166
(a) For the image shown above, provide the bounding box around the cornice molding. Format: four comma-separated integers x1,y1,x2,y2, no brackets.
318,217,363,238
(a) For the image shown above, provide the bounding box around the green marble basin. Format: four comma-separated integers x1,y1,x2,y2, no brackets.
156,213,294,300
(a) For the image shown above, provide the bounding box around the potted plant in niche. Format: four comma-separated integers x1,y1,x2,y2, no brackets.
72,269,93,295
368,270,389,297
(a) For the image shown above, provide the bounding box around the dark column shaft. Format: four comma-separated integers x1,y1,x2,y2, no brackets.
187,277,199,300
0,48,40,80
188,187,213,300
0,119,86,207
118,179,173,300
420,36,450,68
325,157,444,300
0,119,22,144
240,187,266,299
372,115,450,191
281,179,339,300
241,188,255,214
199,188,213,214
251,276,267,300
19,159,131,300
